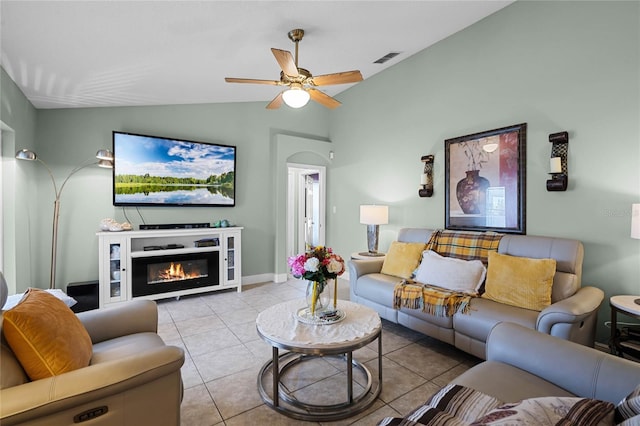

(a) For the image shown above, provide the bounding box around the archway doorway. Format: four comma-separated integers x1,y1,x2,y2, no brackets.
286,163,326,262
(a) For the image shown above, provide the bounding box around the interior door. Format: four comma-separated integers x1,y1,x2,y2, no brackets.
287,164,326,261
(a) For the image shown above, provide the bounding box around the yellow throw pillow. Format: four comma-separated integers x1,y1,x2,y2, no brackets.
482,251,556,311
2,288,92,381
381,241,426,279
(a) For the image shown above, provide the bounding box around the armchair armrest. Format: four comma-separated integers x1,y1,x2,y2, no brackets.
78,300,158,344
0,345,184,424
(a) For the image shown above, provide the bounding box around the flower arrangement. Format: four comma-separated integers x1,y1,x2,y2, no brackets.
288,246,345,315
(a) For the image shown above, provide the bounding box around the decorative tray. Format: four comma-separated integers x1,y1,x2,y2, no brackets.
295,308,346,325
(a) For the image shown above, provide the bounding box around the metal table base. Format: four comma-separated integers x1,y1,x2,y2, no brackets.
257,329,382,422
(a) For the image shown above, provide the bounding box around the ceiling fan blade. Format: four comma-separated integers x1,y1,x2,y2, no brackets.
308,88,341,109
225,77,280,85
266,92,284,110
312,70,363,86
271,48,299,77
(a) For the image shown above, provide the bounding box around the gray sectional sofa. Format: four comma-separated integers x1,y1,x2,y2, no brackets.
349,228,605,359
379,322,640,425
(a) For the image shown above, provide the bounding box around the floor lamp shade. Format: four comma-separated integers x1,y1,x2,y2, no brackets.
360,205,389,255
632,204,640,239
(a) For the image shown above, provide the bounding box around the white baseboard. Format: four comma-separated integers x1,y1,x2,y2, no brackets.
241,273,278,286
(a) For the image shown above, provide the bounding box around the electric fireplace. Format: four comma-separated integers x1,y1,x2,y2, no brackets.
132,251,219,297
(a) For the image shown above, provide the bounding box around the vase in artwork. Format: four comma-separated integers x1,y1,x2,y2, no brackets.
306,281,331,318
456,170,490,215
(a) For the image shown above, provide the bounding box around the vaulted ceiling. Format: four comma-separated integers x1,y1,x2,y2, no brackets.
1,1,513,109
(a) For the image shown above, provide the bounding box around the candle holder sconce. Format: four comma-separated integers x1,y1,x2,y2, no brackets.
547,131,569,191
419,155,434,197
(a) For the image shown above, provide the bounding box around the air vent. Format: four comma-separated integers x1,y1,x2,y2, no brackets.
373,52,401,64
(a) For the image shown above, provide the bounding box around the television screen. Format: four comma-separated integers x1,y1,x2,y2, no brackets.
112,131,236,207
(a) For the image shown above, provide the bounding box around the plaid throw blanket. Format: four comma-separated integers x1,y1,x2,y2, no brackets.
392,229,503,317
394,280,472,317
426,229,503,265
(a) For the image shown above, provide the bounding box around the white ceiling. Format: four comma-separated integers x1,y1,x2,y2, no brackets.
1,1,513,110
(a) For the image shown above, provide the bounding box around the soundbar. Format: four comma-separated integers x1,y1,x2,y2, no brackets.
139,223,210,230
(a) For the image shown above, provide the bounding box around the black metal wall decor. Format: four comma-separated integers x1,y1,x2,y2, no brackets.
419,155,434,197
547,131,569,192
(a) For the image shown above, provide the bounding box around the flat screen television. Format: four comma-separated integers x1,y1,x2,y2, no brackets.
112,131,236,207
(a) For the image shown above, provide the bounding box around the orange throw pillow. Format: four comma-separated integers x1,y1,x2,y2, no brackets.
2,288,92,380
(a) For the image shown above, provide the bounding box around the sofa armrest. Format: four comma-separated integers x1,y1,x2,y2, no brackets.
486,322,640,404
348,259,384,280
78,300,158,344
536,286,604,335
0,345,184,424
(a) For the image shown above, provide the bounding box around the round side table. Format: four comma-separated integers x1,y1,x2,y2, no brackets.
255,299,382,421
609,295,640,357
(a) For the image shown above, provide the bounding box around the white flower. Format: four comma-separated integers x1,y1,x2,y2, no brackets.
327,258,343,274
304,257,320,272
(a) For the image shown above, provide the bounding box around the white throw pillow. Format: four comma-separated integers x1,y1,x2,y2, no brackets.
413,250,486,295
2,289,77,311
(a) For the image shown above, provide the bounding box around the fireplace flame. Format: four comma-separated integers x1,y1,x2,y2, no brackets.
157,262,201,281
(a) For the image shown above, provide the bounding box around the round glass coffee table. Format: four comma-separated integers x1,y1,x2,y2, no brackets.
256,299,382,421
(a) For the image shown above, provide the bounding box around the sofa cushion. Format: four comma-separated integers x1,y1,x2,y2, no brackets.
0,340,29,389
414,250,486,295
381,241,426,279
482,252,556,311
453,297,537,344
452,360,575,403
2,288,92,380
471,397,614,426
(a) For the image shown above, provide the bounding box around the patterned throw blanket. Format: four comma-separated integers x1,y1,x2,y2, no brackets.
394,280,472,317
393,230,503,317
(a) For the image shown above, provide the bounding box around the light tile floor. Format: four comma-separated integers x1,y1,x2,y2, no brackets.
156,279,480,426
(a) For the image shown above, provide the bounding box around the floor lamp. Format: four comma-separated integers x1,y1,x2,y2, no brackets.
15,148,114,289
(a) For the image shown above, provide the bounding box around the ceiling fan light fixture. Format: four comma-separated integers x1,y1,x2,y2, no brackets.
282,85,310,108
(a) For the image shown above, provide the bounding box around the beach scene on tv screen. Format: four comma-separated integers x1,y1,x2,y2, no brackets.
114,133,235,206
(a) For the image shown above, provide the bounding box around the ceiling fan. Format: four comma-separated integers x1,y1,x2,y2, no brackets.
225,29,363,110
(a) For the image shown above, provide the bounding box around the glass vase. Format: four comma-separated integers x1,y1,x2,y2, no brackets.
306,281,330,318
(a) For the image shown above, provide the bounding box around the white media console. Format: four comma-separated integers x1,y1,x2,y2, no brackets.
97,227,242,308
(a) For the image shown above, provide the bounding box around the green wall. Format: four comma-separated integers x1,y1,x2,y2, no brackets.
328,0,640,343
2,1,639,343
1,67,38,292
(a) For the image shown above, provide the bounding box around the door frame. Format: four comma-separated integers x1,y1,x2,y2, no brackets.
286,163,326,264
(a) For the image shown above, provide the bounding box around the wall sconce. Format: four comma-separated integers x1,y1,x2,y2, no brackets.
546,131,569,191
359,205,388,256
419,155,434,197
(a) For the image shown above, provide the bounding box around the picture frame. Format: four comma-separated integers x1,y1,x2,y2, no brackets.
445,123,527,234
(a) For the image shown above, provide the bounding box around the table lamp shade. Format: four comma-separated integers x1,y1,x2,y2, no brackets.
360,205,389,225
632,204,640,239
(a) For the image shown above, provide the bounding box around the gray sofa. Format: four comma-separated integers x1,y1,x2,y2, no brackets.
379,322,640,425
349,228,605,358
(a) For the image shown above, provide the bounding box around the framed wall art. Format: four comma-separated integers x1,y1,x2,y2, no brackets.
445,123,527,234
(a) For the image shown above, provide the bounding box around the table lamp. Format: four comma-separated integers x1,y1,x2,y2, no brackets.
359,205,388,256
